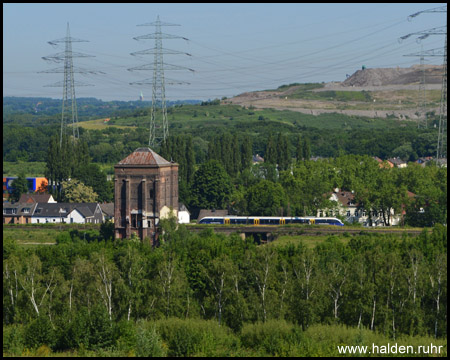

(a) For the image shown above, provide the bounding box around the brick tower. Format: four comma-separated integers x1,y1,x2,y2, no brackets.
114,147,178,244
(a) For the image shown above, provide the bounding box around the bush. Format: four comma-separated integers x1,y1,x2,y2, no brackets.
55,309,90,351
87,305,114,350
3,324,26,356
155,318,239,357
24,315,56,349
56,231,72,244
240,319,302,356
113,319,137,354
135,321,167,357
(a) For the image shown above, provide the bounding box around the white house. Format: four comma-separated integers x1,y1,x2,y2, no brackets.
178,203,191,224
318,188,413,227
31,203,103,224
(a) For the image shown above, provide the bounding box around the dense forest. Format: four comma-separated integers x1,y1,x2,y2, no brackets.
3,98,440,164
3,223,447,356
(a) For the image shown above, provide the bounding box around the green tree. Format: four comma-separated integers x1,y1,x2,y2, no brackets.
74,163,111,202
265,134,277,165
246,180,287,216
11,172,29,202
191,160,233,210
61,179,98,203
303,137,311,160
296,135,304,162
241,136,253,171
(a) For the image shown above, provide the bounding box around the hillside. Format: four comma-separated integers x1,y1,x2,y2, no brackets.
226,65,444,120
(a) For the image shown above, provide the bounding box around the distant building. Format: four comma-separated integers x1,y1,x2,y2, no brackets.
32,203,103,224
100,202,115,222
3,177,48,200
388,157,408,168
318,188,416,227
373,157,394,168
114,147,179,244
3,202,38,224
3,202,103,224
252,154,264,164
18,194,56,204
197,209,228,223
178,203,191,224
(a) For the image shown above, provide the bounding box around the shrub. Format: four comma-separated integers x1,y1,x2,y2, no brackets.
55,309,90,351
240,319,302,356
135,321,167,357
56,231,72,244
155,318,239,357
87,305,114,350
3,324,26,356
113,319,137,354
24,316,56,349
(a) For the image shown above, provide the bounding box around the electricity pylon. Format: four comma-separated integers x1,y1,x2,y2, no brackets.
40,23,103,147
128,15,194,147
404,45,429,128
401,5,447,160
404,48,445,129
437,35,447,161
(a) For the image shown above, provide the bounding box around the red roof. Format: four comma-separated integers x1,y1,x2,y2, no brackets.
117,147,174,167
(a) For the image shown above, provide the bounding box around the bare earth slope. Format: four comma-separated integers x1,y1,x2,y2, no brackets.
226,65,443,120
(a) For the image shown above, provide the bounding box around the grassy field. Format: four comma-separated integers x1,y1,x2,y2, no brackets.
75,118,137,130
3,224,101,246
3,161,47,177
3,227,59,245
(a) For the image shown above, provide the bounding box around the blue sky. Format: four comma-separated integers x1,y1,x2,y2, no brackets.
3,3,447,101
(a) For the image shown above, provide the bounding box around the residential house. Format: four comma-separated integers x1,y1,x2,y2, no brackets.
197,209,228,223
318,188,415,227
18,193,57,203
178,203,191,224
100,203,115,223
415,156,434,167
388,157,408,168
373,156,394,168
3,202,38,224
252,154,264,165
32,203,103,224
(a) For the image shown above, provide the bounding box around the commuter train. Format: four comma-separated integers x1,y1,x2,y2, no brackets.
198,216,344,226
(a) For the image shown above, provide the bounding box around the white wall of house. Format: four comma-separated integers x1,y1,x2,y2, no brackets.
66,209,86,224
32,216,62,224
178,210,190,224
32,209,86,224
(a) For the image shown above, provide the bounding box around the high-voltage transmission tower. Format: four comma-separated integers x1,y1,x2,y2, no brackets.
436,35,447,160
400,5,447,159
404,45,429,128
40,23,103,147
128,15,194,147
